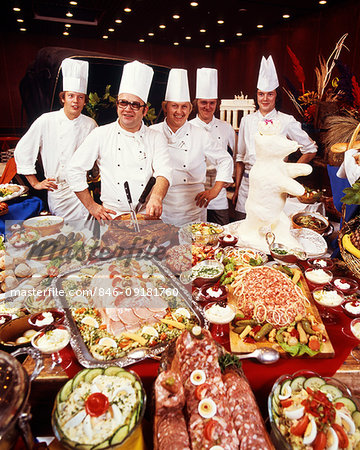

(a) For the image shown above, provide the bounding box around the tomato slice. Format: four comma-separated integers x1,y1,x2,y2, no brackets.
313,430,326,450
280,398,293,408
85,393,109,417
332,423,349,449
195,383,210,401
203,419,218,442
290,415,309,436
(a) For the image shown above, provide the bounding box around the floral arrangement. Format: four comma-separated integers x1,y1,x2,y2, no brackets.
283,34,352,126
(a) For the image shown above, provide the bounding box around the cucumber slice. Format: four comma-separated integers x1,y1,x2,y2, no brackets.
72,369,90,389
335,396,358,414
129,409,138,431
319,384,343,401
303,376,325,391
110,425,129,445
60,379,74,402
116,371,136,384
84,368,104,383
104,367,124,377
272,383,281,404
290,376,306,392
352,410,360,428
272,395,281,416
280,379,292,397
92,441,110,449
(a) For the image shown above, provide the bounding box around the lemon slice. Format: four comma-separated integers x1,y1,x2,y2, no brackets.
174,307,191,319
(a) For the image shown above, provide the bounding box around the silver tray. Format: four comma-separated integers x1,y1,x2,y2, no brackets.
53,256,205,368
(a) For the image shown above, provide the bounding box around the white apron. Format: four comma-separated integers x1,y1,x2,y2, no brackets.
235,171,250,214
161,183,207,227
48,183,89,222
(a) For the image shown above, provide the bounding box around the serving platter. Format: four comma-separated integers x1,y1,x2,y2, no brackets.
53,256,205,368
0,184,26,202
228,268,335,358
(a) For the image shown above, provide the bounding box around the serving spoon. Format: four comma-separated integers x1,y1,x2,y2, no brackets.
234,347,280,364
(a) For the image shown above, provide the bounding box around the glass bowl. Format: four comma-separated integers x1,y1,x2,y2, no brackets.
181,259,224,288
312,286,345,308
198,283,227,303
268,370,359,450
304,268,333,291
331,277,359,296
28,309,65,331
350,318,360,340
218,234,238,248
342,299,360,319
307,257,334,271
179,221,224,246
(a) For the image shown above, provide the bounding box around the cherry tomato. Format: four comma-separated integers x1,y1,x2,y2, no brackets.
332,423,349,449
313,430,326,450
85,393,109,417
203,419,218,441
335,402,345,410
290,415,309,436
195,383,210,401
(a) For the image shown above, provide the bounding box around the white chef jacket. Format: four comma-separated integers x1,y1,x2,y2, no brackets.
151,120,233,226
67,121,172,217
189,115,235,210
235,109,317,213
14,109,97,221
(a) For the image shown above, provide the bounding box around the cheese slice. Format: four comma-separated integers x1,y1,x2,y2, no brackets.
160,319,185,330
121,332,147,346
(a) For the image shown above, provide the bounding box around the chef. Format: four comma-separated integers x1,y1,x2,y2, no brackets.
67,60,171,221
14,58,97,221
233,55,317,219
151,68,233,226
190,68,235,225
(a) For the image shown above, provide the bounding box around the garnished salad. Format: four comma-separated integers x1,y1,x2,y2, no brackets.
270,374,360,449
191,222,223,236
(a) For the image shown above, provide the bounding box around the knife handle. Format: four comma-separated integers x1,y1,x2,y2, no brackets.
124,181,133,205
138,177,156,205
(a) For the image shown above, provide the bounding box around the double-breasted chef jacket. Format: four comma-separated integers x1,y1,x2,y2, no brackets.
190,115,235,210
67,121,172,217
151,120,233,226
235,109,317,213
14,109,97,221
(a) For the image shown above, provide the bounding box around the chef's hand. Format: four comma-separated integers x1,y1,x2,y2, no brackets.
146,194,162,218
195,189,216,208
88,203,116,222
33,178,58,191
231,187,239,206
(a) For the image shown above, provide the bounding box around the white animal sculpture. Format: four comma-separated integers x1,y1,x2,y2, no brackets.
237,120,312,252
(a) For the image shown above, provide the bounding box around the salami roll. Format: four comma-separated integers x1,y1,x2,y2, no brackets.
223,370,273,450
156,411,190,450
155,370,185,412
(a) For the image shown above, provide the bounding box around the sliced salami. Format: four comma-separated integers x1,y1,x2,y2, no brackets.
155,370,185,411
156,412,190,450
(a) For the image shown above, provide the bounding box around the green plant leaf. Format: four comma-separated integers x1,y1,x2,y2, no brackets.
341,180,360,205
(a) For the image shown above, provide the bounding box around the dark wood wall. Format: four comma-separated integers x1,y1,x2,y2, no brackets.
1,0,359,134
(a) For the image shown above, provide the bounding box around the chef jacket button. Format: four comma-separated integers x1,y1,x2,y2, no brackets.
183,179,186,182
186,133,189,136
184,149,187,152
183,165,186,167
117,164,120,167
141,184,144,186
218,137,220,139
140,167,143,170
140,151,142,153
118,148,121,150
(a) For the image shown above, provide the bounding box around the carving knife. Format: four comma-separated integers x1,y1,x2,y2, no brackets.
134,176,156,214
124,181,140,232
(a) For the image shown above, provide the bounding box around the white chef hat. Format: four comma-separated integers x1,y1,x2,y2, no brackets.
196,68,218,99
61,58,89,94
257,56,279,92
165,68,190,102
118,60,154,103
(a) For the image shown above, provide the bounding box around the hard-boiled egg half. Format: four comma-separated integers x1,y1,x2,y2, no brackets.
190,369,206,385
284,405,305,420
337,410,356,435
326,427,339,450
173,308,191,319
141,326,158,338
303,418,317,445
98,337,117,348
81,315,99,328
198,398,217,419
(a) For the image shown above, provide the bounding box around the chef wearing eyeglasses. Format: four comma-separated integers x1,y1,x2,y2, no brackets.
67,60,172,221
151,69,233,226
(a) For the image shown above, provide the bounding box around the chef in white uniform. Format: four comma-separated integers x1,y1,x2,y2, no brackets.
233,55,317,219
67,60,171,221
190,68,235,225
14,58,97,221
151,69,233,227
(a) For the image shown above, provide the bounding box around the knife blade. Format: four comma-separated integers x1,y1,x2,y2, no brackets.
124,181,140,232
134,176,156,214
